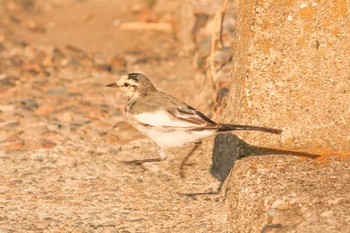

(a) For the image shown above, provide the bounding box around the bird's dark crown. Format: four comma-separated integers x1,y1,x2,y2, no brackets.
126,73,145,83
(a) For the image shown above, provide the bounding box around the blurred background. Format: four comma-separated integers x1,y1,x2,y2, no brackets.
0,0,238,150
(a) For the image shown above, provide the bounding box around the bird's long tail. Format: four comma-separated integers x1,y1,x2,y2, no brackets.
218,124,282,134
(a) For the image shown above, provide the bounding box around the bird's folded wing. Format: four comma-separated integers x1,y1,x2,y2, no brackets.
168,107,217,125
133,107,214,128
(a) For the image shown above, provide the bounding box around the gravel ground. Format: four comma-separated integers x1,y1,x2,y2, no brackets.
0,1,231,232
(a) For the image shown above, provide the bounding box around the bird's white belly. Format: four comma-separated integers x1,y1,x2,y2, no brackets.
134,125,214,148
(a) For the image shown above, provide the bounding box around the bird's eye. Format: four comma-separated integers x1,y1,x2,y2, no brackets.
124,83,130,87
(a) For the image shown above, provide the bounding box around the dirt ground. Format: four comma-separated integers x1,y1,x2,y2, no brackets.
0,0,230,232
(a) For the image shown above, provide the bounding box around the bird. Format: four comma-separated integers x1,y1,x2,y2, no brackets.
106,73,282,177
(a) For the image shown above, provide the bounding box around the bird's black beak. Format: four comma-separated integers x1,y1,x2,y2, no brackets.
106,82,119,88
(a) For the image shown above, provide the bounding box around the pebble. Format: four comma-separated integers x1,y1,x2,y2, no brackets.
46,88,68,95
0,186,9,194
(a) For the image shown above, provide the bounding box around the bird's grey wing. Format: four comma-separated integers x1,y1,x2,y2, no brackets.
167,105,217,126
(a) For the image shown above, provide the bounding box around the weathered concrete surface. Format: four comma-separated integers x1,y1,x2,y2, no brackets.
226,0,350,151
227,154,350,233
222,0,350,232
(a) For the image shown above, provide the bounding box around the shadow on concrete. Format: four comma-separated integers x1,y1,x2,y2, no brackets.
210,133,319,183
181,133,320,198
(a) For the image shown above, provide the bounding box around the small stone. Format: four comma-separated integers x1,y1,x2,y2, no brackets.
5,121,20,128
20,99,39,111
103,134,121,144
22,63,42,73
110,55,127,73
113,121,134,130
0,75,18,91
0,105,15,113
46,88,68,95
40,140,57,149
0,186,9,194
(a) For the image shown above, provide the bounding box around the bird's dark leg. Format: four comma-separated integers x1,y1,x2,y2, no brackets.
180,140,202,178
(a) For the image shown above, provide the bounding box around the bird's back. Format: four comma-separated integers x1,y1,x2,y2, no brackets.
127,91,191,114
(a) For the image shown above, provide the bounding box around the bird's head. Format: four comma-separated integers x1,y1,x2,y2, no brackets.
106,73,157,98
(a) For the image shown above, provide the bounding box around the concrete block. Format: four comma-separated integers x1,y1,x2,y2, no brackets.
221,1,350,232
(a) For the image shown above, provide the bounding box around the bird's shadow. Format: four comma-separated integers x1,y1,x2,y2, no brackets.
180,133,320,198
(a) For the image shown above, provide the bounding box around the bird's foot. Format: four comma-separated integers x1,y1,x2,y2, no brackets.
123,157,161,165
182,162,196,166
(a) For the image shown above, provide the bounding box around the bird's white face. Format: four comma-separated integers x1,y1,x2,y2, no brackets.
107,75,140,98
107,73,157,99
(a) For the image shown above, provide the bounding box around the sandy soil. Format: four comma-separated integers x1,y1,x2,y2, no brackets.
0,0,230,232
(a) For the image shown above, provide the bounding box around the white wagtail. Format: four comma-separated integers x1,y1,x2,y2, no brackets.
107,73,282,176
